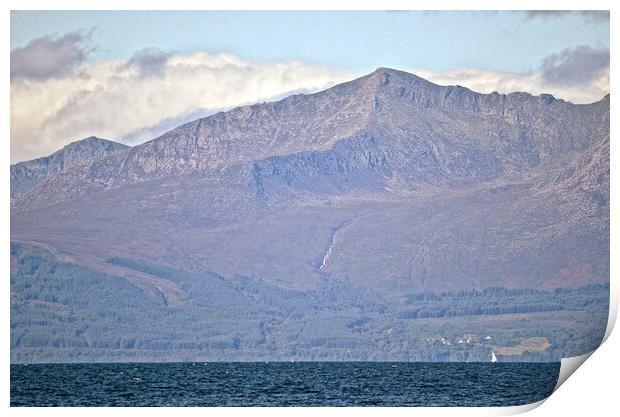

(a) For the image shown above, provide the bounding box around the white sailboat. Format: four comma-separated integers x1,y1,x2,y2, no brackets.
491,350,498,363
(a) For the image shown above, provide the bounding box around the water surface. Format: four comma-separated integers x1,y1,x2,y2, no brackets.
11,362,560,407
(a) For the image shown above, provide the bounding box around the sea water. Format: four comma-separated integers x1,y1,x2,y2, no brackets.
10,362,560,407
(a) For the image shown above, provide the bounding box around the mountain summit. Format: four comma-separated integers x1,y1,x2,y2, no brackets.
10,136,130,199
12,68,608,210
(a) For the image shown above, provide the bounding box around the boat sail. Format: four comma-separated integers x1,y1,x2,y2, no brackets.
491,350,498,363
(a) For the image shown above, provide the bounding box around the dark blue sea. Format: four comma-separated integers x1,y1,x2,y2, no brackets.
10,362,559,407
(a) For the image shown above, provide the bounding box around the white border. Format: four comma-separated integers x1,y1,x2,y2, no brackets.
3,1,617,415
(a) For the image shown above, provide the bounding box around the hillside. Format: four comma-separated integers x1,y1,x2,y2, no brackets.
10,69,610,362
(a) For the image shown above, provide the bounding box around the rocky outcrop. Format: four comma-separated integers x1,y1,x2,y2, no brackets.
10,136,129,199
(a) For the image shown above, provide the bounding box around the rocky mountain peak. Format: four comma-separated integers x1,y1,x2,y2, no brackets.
10,136,130,199
11,70,609,210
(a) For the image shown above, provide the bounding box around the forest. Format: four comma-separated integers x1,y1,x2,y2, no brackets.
11,243,609,363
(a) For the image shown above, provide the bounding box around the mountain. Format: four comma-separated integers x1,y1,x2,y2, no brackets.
11,69,608,208
10,136,130,199
10,69,609,363
10,68,609,290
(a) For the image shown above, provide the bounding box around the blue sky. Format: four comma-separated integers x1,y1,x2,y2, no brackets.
11,11,609,74
10,11,611,163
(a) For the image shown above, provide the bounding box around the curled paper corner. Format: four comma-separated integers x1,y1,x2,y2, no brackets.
497,354,600,417
550,294,619,394
499,352,598,416
554,351,594,392
503,295,616,415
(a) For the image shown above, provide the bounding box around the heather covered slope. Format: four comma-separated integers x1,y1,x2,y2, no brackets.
10,137,130,199
11,69,609,292
10,69,610,362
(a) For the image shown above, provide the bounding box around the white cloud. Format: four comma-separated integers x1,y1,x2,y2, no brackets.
11,45,610,164
540,45,609,86
10,30,94,82
125,47,173,77
413,66,609,106
10,52,354,163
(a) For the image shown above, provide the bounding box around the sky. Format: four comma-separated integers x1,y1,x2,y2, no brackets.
10,10,610,163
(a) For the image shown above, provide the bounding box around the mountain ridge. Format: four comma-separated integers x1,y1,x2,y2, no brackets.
10,136,130,199
11,68,609,211
10,68,609,293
